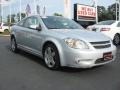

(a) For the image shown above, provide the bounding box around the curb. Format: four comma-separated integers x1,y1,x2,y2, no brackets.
0,35,10,37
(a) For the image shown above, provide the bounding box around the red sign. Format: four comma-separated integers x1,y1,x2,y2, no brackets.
76,4,96,21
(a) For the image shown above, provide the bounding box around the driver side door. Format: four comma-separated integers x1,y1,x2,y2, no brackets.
23,16,43,55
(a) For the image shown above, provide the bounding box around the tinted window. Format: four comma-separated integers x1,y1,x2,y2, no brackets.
97,20,115,25
42,16,84,29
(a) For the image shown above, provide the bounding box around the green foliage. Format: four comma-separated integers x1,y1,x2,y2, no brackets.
17,13,26,22
98,3,118,22
54,13,63,16
7,13,26,24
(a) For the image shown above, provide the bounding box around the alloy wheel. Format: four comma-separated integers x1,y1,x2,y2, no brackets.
44,47,56,68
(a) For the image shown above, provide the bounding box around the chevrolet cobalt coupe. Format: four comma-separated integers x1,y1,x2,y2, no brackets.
10,16,116,70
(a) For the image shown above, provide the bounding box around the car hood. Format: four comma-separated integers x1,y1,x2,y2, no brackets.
51,29,110,42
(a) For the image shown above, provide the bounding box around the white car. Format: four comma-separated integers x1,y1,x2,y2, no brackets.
87,20,120,45
0,23,9,33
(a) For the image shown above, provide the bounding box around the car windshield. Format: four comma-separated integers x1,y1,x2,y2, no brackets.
42,16,84,29
97,20,115,25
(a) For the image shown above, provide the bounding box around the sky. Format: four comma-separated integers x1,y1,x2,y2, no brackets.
2,0,115,21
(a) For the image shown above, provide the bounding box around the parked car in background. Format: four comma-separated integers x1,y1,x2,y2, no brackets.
0,23,9,33
87,20,120,45
10,16,116,70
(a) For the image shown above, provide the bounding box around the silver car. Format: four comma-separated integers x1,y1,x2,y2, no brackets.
10,15,116,70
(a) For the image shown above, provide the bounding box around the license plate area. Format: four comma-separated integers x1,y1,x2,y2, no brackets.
103,52,113,61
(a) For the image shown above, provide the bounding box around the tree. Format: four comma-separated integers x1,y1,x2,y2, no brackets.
97,6,106,21
54,13,63,16
7,13,26,24
17,13,26,22
7,15,10,23
7,14,16,24
98,6,106,14
108,3,119,13
97,3,118,22
107,3,119,20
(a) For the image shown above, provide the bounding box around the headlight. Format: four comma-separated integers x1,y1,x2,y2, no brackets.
65,38,89,49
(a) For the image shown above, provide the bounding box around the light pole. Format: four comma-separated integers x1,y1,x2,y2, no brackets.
95,0,98,24
64,0,71,19
116,0,118,21
0,4,1,23
10,4,11,23
1,4,3,22
20,0,21,21
119,0,120,21
34,0,37,15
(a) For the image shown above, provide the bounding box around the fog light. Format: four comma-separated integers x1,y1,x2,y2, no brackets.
75,57,93,64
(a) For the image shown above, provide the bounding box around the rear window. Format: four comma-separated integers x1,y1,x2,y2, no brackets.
97,20,115,25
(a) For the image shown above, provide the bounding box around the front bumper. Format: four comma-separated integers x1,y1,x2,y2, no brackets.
61,46,116,68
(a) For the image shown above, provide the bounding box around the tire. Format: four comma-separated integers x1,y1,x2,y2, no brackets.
11,37,18,53
43,43,60,70
4,29,9,32
113,34,120,46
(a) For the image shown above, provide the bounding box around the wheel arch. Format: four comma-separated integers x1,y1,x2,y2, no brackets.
112,33,120,40
42,39,65,66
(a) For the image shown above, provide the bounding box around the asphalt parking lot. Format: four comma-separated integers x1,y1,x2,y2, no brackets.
0,36,120,90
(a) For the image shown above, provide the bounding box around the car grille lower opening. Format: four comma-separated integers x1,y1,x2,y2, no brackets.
95,57,113,64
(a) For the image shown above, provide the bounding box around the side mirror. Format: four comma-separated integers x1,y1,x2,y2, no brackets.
36,25,42,31
29,24,42,31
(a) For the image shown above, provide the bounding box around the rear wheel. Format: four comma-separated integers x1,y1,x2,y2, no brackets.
11,37,18,53
43,44,60,70
113,34,120,46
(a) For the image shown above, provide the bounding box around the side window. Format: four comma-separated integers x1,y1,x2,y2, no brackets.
117,22,120,27
24,17,39,29
3,23,9,26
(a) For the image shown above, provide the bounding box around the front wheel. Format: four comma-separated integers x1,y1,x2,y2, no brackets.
113,34,120,46
11,37,18,53
43,44,60,70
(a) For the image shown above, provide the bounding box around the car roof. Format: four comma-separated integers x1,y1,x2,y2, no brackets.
25,15,62,18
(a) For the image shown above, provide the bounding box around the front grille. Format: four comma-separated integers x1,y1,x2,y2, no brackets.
95,57,113,64
90,41,111,49
90,41,110,44
95,58,106,64
94,44,111,49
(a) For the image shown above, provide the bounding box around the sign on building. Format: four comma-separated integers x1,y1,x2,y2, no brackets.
74,4,96,21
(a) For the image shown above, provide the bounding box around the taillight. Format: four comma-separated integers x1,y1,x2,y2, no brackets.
100,28,110,32
0,26,2,29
